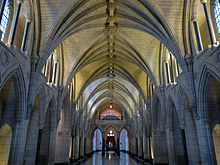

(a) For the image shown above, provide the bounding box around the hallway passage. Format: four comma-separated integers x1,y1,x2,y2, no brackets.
79,151,151,165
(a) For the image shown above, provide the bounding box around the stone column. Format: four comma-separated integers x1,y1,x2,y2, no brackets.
85,137,91,155
9,119,29,165
75,135,80,159
71,136,76,160
70,136,74,161
138,137,143,157
196,119,217,165
9,0,23,45
21,18,31,51
80,137,85,157
147,136,152,159
132,137,137,155
152,131,169,164
143,135,147,159
201,0,217,45
48,127,57,165
193,19,203,51
166,128,176,165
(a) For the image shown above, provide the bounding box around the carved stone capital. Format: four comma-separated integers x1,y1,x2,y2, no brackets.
200,0,207,4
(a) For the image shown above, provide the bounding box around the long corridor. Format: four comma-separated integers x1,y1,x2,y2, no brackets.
78,151,151,165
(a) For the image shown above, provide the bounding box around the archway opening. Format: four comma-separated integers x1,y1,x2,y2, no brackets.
92,129,102,151
104,127,118,152
205,74,220,164
0,124,12,165
168,98,185,164
119,129,129,151
0,75,19,165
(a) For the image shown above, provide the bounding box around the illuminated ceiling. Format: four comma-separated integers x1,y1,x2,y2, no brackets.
38,0,186,120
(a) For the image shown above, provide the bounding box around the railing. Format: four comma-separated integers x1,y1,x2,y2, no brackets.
99,115,123,120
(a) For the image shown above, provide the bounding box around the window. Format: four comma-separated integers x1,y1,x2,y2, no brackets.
214,0,220,36
0,0,10,42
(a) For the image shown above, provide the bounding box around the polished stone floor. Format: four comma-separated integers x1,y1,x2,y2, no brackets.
80,151,150,165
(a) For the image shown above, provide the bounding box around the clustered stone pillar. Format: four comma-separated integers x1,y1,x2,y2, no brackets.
201,0,217,45
138,137,143,157
85,137,91,155
48,127,57,165
80,137,85,157
143,135,147,159
147,136,152,159
132,137,137,155
10,0,23,46
195,119,217,164
70,136,75,161
9,120,29,165
166,128,176,165
75,135,80,160
193,19,203,51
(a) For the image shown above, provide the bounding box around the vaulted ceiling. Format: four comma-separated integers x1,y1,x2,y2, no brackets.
37,0,189,120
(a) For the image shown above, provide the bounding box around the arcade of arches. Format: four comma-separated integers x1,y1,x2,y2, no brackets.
1,0,220,165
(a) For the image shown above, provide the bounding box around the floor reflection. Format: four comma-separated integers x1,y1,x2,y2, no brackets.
82,151,150,165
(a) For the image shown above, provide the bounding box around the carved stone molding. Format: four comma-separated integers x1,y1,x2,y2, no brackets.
217,53,220,63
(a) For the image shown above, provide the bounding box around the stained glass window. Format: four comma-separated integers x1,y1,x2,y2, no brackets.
214,0,220,36
0,0,10,42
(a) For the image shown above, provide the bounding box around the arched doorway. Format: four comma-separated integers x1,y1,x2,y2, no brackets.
104,127,118,152
0,124,12,165
119,129,129,151
93,128,102,151
0,75,20,165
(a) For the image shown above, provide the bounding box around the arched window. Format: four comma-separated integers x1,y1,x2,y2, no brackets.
214,0,220,35
0,0,10,42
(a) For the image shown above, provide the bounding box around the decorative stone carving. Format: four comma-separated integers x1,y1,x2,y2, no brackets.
0,52,10,66
26,103,34,119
